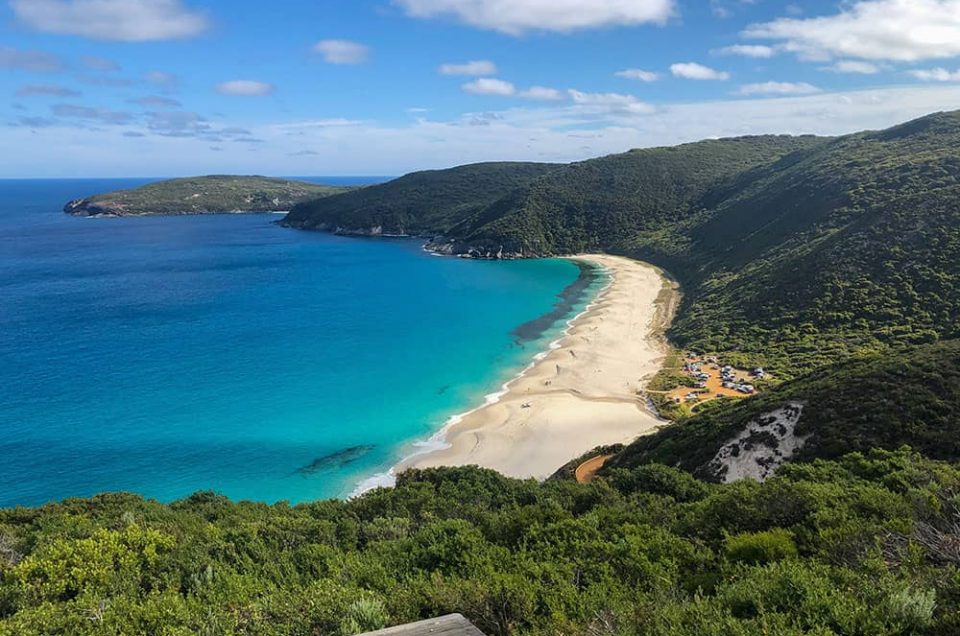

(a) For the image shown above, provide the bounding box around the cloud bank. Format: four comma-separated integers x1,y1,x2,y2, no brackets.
744,0,960,62
10,0,209,42
215,81,275,96
671,63,730,80
314,40,370,64
395,0,675,34
439,60,497,75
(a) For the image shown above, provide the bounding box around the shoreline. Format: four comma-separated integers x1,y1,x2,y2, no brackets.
357,254,677,490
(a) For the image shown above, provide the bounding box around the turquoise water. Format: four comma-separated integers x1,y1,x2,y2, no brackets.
0,179,603,507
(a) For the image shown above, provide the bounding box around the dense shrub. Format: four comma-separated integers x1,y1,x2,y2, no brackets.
724,529,798,565
1,450,958,634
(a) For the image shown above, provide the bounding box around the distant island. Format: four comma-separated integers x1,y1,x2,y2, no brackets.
64,175,350,217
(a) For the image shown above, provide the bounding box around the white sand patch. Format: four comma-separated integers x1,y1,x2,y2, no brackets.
397,254,673,480
709,402,808,483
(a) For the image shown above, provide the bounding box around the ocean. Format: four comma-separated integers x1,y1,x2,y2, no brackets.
0,178,604,507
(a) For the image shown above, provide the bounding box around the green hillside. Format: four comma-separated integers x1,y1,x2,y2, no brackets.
281,162,558,237
443,135,825,257
607,340,960,481
666,112,960,375
285,111,960,375
2,451,958,635
64,176,349,216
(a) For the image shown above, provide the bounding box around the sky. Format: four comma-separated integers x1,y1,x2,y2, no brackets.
3,0,960,177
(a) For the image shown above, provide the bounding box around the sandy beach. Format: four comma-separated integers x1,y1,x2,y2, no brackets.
399,254,678,480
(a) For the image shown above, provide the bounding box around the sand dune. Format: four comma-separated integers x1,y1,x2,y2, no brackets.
399,254,676,480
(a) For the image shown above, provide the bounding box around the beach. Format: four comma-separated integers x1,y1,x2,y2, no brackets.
400,254,678,480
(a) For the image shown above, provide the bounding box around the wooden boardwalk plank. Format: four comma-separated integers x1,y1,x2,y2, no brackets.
358,614,486,636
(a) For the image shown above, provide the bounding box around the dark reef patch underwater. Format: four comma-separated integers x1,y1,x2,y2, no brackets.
511,260,603,343
295,445,377,476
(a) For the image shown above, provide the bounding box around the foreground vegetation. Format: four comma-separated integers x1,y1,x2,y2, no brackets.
65,176,349,216
2,449,958,635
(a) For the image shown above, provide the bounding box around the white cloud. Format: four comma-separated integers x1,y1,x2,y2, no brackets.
744,0,960,62
736,81,821,96
313,40,369,65
462,78,516,95
519,86,564,100
714,44,775,58
615,68,659,82
710,0,759,19
8,85,960,177
272,119,365,130
568,90,636,105
568,89,655,114
215,80,275,96
439,60,497,75
9,0,208,42
0,47,64,73
823,60,881,74
395,0,676,35
671,62,730,80
909,67,960,81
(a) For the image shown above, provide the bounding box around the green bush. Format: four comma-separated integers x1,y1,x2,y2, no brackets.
724,529,799,565
884,586,936,631
340,598,389,635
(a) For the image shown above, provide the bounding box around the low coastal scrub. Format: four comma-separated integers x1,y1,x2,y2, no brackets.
644,350,697,420
1,449,958,635
645,350,696,393
610,339,960,480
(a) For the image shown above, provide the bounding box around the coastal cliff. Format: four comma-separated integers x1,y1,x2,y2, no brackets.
65,175,349,217
423,238,534,259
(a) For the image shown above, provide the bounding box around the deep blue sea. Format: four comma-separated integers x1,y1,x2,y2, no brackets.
0,178,602,507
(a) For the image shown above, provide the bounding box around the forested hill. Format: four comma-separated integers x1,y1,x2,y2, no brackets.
436,134,826,257
281,162,559,236
606,339,960,482
65,176,349,216
666,111,960,375
441,112,960,375
285,110,960,375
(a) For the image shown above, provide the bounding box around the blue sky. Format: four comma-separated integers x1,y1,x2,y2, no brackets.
3,0,960,177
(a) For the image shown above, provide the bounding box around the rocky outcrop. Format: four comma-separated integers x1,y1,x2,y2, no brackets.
64,198,128,217
707,402,808,483
423,237,540,260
